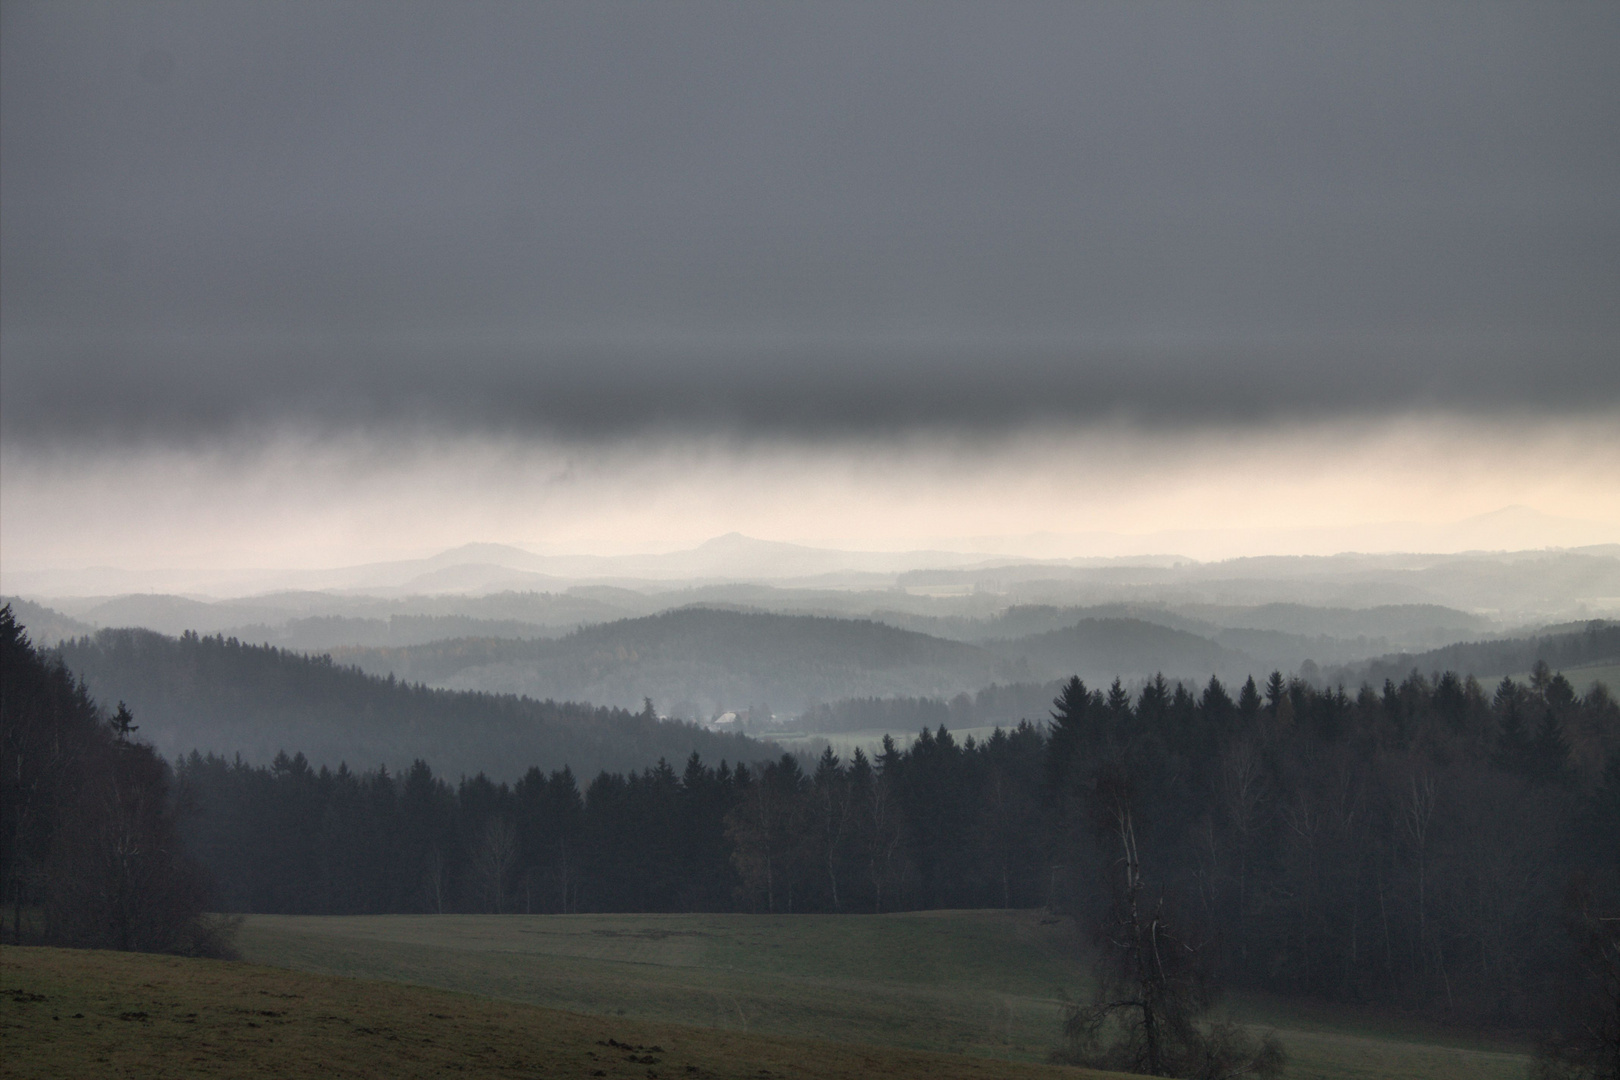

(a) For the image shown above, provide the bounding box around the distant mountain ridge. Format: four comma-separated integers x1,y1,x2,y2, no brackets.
15,528,1616,608
23,590,629,642
6,534,1010,597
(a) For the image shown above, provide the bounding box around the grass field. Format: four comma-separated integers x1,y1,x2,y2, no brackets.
235,910,1532,1080
1519,661,1620,695
1,944,1134,1079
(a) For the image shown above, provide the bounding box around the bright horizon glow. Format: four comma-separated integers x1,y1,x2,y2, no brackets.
3,412,1616,593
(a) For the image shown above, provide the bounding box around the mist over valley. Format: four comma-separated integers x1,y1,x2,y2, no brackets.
10,535,1618,771
4,3,1617,1077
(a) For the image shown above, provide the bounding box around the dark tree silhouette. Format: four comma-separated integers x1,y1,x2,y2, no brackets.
1533,875,1620,1080
0,606,224,954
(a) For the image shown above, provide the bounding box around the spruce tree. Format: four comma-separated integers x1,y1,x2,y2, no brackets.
1530,711,1573,785
1264,671,1287,716
1047,677,1092,788
1200,676,1234,724
1107,678,1133,718
1238,676,1262,721
1495,707,1534,774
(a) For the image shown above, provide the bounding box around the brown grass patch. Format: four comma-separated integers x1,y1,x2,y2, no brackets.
1,945,1130,1079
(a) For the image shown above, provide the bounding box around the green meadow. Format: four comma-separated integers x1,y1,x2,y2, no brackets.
0,944,1126,1080
1513,661,1620,695
235,910,1533,1080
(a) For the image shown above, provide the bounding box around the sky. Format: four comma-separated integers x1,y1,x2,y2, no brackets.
2,1,1617,579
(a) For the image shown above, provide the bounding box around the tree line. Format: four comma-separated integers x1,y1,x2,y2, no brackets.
55,626,771,780
4,603,1617,1057
173,720,1049,919
0,608,225,954
173,660,1619,1034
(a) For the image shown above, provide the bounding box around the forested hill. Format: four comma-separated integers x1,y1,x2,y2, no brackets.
329,606,1272,716
332,607,1008,717
1331,620,1620,687
989,617,1251,683
0,596,95,646
54,628,774,780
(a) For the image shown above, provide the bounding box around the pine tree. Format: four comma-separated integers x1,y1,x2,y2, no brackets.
1530,711,1573,785
1136,674,1170,728
1,607,220,953
1200,676,1234,725
1494,676,1523,712
1495,706,1534,774
1047,676,1093,788
110,701,139,741
1107,678,1133,718
1054,676,1092,726
1546,673,1578,714
1238,676,1262,721
1264,671,1287,716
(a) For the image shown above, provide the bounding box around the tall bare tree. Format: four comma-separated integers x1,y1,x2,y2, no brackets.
475,817,517,914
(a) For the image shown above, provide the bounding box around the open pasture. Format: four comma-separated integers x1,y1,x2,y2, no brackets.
238,910,1079,1062
236,910,1533,1080
1513,660,1620,694
0,944,1127,1079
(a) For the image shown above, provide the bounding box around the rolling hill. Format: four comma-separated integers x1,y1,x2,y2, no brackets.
988,617,1254,684
329,607,1276,718
28,588,636,641
51,627,775,780
1329,620,1620,687
333,607,1009,719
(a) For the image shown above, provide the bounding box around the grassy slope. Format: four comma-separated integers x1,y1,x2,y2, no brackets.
234,910,1532,1080
1,945,1126,1080
1506,660,1620,693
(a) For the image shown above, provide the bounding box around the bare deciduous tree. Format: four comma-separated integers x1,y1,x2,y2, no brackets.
475,817,517,914
1057,766,1286,1078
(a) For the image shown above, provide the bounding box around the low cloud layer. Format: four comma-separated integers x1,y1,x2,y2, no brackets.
4,419,1617,579
4,334,1617,443
3,2,1617,443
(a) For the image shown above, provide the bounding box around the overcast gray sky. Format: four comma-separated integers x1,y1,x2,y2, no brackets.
2,2,1617,574
3,1,1617,443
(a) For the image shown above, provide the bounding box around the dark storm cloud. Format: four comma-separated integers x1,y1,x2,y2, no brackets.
3,1,1617,442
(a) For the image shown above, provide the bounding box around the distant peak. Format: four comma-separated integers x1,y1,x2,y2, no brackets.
436,542,537,557
1461,505,1549,524
695,532,801,552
